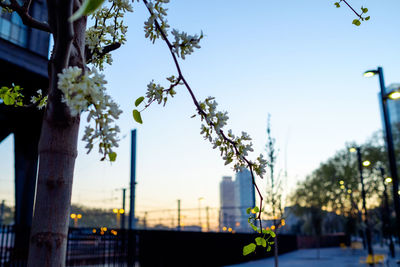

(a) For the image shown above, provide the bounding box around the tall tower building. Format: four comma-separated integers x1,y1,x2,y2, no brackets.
234,169,255,232
219,176,235,230
379,87,400,176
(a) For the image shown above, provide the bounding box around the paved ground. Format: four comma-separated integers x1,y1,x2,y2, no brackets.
225,245,400,267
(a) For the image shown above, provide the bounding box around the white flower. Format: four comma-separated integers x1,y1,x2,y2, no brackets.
58,66,122,160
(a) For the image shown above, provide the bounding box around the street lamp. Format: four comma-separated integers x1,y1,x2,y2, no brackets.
364,67,400,242
349,146,374,257
113,208,125,228
70,213,82,227
377,167,395,258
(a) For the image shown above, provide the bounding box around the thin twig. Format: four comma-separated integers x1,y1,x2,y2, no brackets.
142,0,265,227
342,0,362,18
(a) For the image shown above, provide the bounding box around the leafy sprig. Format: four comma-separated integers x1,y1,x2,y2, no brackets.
243,206,276,256
334,0,370,26
0,84,24,107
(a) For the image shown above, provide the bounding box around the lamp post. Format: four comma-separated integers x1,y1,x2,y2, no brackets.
349,147,374,258
364,67,400,241
113,208,125,228
70,213,82,227
198,197,204,231
378,167,395,258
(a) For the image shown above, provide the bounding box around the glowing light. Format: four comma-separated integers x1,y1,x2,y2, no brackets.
70,213,76,219
363,71,377,78
113,208,118,214
349,147,357,153
388,91,400,100
228,227,232,232
281,219,285,226
362,160,371,167
347,189,352,194
340,185,345,190
271,225,276,230
339,180,344,185
385,177,393,184
119,208,125,214
222,226,227,231
77,214,82,219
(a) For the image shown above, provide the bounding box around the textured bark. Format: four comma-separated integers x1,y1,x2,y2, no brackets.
27,0,86,265
27,118,80,266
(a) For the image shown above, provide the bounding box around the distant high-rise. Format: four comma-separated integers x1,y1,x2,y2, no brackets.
219,176,235,230
234,169,255,232
380,89,400,176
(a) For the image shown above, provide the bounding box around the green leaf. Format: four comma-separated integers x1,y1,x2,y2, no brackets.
108,152,117,162
365,16,370,21
255,237,267,247
361,7,368,13
267,245,272,252
252,207,259,213
132,109,143,124
334,2,340,8
352,19,361,26
243,243,256,256
251,224,258,232
270,231,276,238
2,94,13,105
135,96,145,107
246,207,252,214
69,0,105,22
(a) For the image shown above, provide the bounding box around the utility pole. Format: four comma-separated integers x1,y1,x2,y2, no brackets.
198,197,204,230
177,199,181,231
206,206,210,232
379,167,395,258
143,212,147,229
0,200,4,225
355,147,374,258
121,188,126,229
129,129,137,230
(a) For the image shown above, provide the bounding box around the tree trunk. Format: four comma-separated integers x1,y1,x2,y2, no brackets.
27,0,86,265
27,117,80,266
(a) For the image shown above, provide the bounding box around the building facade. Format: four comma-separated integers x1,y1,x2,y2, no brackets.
219,176,235,230
0,0,49,261
234,169,255,232
219,170,256,233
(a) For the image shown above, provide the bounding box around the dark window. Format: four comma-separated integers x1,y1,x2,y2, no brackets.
0,7,28,47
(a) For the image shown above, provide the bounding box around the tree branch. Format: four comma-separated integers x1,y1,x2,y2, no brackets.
142,0,265,226
342,0,362,18
85,42,121,64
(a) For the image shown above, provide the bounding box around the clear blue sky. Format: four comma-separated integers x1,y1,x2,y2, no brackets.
1,0,400,218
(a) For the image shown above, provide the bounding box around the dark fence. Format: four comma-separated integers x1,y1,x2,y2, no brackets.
136,230,298,267
1,225,347,267
0,225,14,267
297,233,350,249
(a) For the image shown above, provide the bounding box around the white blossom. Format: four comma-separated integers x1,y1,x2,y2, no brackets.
57,66,122,160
